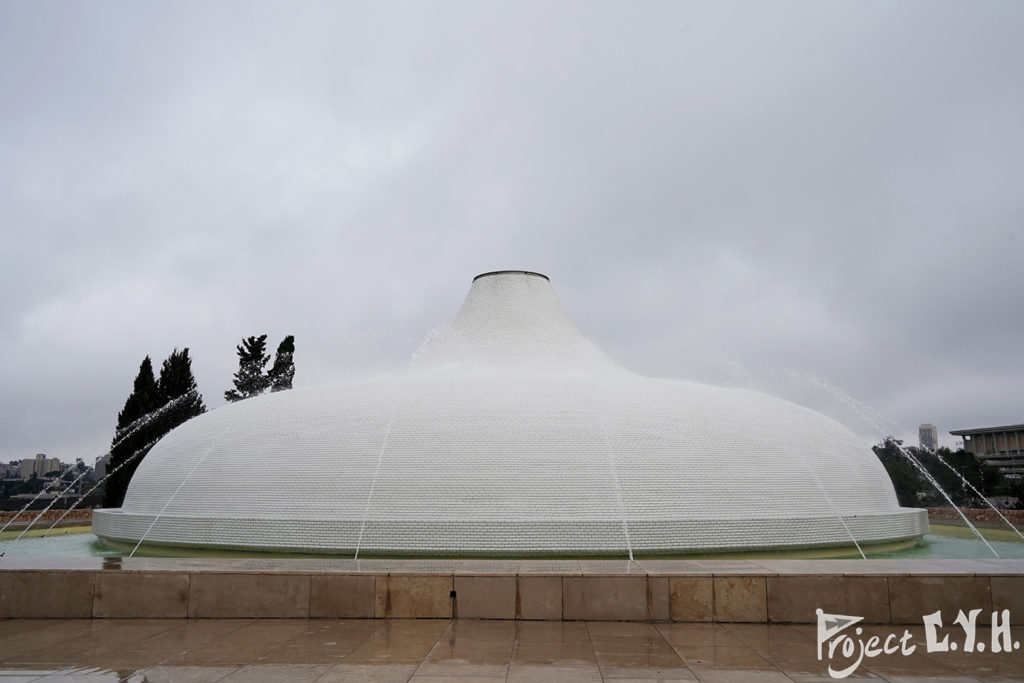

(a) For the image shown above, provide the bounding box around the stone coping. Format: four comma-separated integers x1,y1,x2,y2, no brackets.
2,557,1024,575
2,559,1024,624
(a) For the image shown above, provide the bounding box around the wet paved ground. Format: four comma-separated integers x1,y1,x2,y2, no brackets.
2,618,1024,682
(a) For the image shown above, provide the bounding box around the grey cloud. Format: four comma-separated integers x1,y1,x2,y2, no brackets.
2,1,1022,461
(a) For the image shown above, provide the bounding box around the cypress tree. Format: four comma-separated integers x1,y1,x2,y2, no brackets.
152,348,207,439
268,335,295,392
224,335,271,402
103,350,208,509
103,356,161,508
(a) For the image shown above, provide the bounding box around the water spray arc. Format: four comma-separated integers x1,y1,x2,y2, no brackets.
928,452,1024,543
1,392,198,545
891,440,998,557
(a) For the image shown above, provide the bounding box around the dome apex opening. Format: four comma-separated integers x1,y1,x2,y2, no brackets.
473,270,549,282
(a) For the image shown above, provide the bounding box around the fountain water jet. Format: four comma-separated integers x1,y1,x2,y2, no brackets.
39,441,159,536
2,393,201,551
927,451,1024,542
887,439,998,557
11,467,94,543
768,370,1012,557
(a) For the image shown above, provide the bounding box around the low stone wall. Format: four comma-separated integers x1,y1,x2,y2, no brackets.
0,509,92,525
928,507,1024,524
2,559,1023,623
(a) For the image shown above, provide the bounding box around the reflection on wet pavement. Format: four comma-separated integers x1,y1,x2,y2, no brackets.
1,618,1022,681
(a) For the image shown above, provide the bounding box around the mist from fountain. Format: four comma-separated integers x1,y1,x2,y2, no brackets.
771,368,1005,558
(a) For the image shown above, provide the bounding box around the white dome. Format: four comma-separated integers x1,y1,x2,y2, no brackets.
94,271,926,556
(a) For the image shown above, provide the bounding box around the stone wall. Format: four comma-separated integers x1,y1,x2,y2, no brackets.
2,559,1023,623
928,507,1024,524
0,509,92,525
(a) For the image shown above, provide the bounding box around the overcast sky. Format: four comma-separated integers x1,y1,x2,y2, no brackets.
2,1,1022,465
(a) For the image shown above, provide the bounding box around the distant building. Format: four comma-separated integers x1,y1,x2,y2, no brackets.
94,453,110,480
950,424,1024,479
919,424,939,451
19,453,61,480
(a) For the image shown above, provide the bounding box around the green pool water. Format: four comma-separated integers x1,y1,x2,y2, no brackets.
2,524,1023,560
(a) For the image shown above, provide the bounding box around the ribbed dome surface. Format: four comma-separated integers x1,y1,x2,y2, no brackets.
94,271,926,556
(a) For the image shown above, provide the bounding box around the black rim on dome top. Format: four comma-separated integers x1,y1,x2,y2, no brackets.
473,270,549,282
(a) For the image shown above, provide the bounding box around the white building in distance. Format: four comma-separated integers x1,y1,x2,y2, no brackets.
19,453,61,480
918,424,939,451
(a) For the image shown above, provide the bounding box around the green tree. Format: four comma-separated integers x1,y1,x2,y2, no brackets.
225,334,295,400
103,350,208,508
157,348,207,420
103,356,161,508
268,335,295,392
147,348,207,456
873,437,925,507
224,335,271,402
916,446,1004,506
873,438,1006,509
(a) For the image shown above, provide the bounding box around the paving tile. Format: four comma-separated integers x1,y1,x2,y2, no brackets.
507,663,603,682
218,663,333,681
317,663,420,682
212,618,313,646
587,622,693,680
341,620,449,664
140,665,243,682
409,676,507,682
767,652,884,681
511,621,598,666
415,620,516,677
0,616,1019,681
0,619,58,639
257,620,374,664
656,622,747,652
132,619,254,652
717,622,815,657
161,640,283,666
674,642,794,682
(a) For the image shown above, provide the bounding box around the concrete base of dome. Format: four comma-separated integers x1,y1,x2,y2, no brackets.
93,507,928,557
